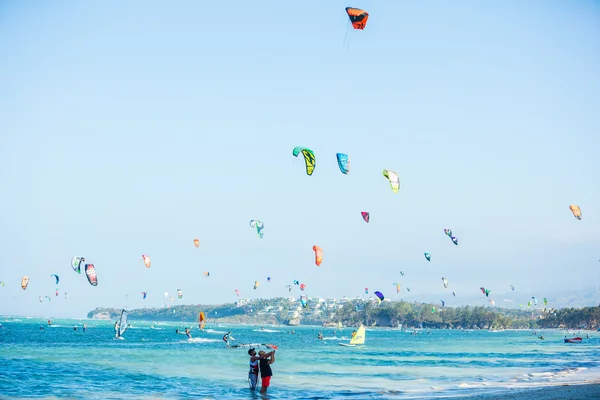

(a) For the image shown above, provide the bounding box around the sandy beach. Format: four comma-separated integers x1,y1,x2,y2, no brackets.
461,381,600,400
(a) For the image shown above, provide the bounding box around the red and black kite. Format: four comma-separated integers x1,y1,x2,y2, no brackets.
345,7,369,30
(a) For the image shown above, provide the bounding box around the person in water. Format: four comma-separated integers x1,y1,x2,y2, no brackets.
258,349,276,394
248,348,274,391
317,331,324,340
223,332,232,347
73,326,77,331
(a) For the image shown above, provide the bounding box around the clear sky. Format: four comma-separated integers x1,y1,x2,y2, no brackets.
1,1,599,318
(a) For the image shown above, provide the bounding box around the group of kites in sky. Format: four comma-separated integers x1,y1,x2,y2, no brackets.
6,8,588,316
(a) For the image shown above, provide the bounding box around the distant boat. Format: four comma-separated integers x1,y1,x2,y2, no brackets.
340,325,365,347
564,337,583,343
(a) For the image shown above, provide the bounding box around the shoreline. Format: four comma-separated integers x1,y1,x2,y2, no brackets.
457,381,600,400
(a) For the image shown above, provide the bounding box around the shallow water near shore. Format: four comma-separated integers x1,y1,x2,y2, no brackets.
1,318,599,399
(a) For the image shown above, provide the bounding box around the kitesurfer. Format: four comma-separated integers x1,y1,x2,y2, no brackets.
223,332,232,347
184,328,192,339
258,349,276,394
317,332,323,340
83,324,87,332
73,326,77,331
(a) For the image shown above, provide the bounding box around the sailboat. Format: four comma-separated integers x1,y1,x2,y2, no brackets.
339,325,365,347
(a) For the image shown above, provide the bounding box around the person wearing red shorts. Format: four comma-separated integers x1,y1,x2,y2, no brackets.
258,349,276,394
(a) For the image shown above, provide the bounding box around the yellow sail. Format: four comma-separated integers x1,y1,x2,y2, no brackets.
349,325,366,345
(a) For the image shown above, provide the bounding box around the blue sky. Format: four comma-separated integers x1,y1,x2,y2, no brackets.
0,1,599,318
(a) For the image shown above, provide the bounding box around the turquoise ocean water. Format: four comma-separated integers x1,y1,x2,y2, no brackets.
1,318,599,399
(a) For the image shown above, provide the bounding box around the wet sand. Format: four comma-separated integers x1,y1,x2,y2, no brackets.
462,381,600,399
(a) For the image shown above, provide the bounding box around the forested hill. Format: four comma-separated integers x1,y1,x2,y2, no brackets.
87,298,600,330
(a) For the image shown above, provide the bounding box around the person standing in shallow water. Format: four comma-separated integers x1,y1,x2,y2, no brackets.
258,349,276,394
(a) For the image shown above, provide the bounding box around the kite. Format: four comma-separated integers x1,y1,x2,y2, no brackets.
336,153,349,174
442,277,448,288
204,271,210,277
364,288,368,294
51,274,59,285
177,289,183,299
374,291,384,302
142,255,151,268
345,7,369,30
253,281,259,290
383,169,400,193
71,257,85,274
300,283,306,291
300,294,308,308
249,220,264,238
141,291,147,299
361,212,370,223
313,245,323,266
21,276,29,290
194,239,199,248
569,205,582,220
292,146,316,176
424,252,431,261
85,264,98,286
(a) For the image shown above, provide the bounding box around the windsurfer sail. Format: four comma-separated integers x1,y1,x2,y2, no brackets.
340,325,365,347
117,310,128,339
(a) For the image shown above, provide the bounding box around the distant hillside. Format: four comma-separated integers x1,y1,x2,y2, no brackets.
88,297,600,330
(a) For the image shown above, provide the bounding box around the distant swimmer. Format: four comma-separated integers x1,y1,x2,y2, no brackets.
40,326,44,330
538,335,545,340
73,326,77,331
317,332,323,340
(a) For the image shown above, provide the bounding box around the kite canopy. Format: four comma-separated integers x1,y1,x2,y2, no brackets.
71,256,85,274
361,212,370,223
142,255,151,268
345,7,369,30
51,274,59,285
249,220,264,238
85,264,98,286
21,276,29,290
313,245,323,266
374,291,384,302
383,169,400,193
292,146,316,176
336,153,350,174
194,239,199,248
424,252,431,261
569,205,582,220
